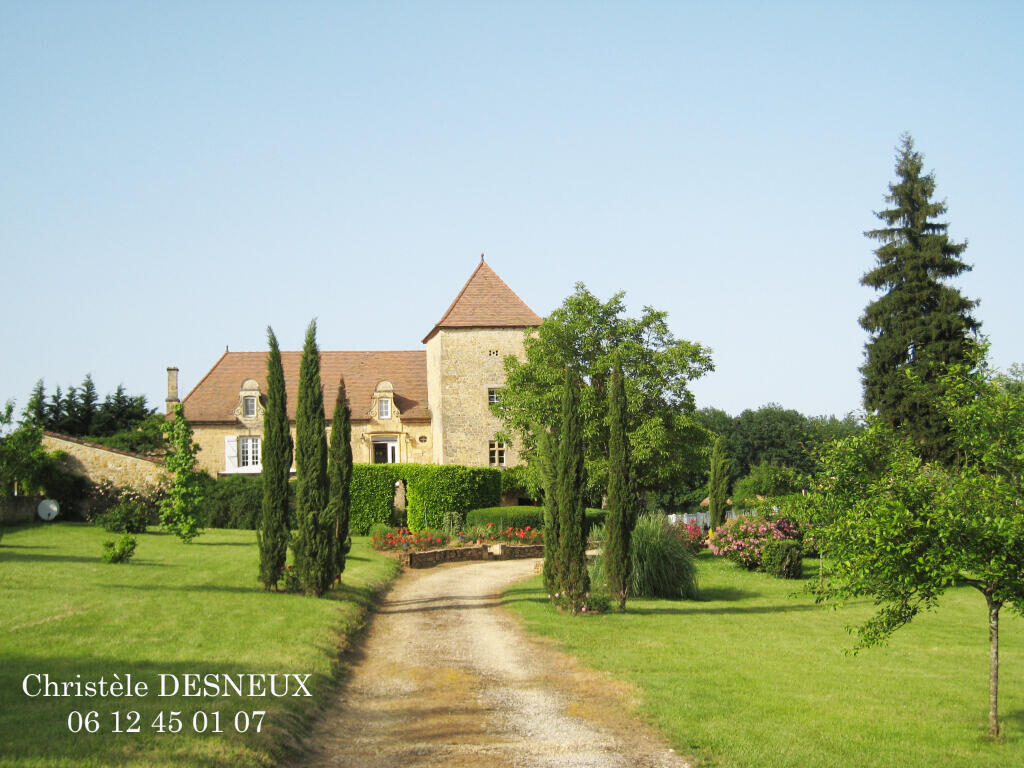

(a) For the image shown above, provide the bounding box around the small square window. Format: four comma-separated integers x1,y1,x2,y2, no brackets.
488,388,502,405
243,396,257,417
378,398,391,420
489,441,506,466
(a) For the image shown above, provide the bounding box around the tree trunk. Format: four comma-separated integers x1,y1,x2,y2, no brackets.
987,594,1002,738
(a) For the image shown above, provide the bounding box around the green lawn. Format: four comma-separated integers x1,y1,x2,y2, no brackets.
504,551,1024,768
0,523,399,768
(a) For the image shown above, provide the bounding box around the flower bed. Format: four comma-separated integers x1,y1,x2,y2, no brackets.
371,524,542,552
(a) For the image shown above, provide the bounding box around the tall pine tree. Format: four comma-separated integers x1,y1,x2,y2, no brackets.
293,320,334,596
258,327,292,590
555,369,589,613
604,359,635,611
708,436,729,529
860,134,980,463
328,378,353,577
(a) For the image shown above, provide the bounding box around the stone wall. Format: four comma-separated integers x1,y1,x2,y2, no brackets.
400,543,544,568
43,433,168,489
0,496,42,525
430,327,529,467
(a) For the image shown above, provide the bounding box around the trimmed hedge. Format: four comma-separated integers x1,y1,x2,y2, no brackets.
349,464,501,534
349,464,401,534
466,505,607,536
467,506,544,530
197,464,502,535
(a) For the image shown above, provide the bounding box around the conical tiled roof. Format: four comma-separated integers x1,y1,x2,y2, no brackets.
422,258,542,342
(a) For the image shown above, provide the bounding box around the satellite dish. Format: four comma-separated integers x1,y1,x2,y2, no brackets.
37,499,59,522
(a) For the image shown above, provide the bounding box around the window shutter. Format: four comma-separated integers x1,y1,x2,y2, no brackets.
224,436,238,472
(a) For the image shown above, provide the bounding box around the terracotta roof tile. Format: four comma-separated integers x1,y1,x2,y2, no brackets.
182,350,428,424
422,258,542,342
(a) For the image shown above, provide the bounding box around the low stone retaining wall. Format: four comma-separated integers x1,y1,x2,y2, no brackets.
400,543,544,569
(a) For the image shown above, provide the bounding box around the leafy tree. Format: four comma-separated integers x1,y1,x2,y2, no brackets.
0,401,51,498
258,327,292,590
860,134,979,463
707,436,730,529
811,356,1024,737
554,369,589,613
497,284,713,503
292,320,334,596
159,404,205,542
731,461,807,508
328,377,353,576
604,359,636,611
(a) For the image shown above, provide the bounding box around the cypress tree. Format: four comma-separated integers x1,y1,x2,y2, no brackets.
860,134,980,463
538,428,560,595
708,436,729,530
556,369,589,613
605,359,635,611
293,319,334,596
258,327,292,590
328,378,353,577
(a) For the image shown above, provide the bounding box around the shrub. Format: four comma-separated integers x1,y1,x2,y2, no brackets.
762,537,803,579
99,499,151,533
467,506,544,530
707,515,801,570
93,483,164,532
203,475,265,529
670,519,705,553
593,514,698,600
101,534,137,564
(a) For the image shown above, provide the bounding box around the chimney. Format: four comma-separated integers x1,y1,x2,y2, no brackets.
166,367,180,414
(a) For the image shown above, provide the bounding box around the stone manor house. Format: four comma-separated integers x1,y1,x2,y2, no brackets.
171,259,542,478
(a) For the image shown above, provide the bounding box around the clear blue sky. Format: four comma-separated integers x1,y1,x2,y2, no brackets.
2,1,1021,420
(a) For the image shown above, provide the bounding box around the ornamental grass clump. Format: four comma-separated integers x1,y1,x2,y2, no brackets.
707,515,800,570
593,514,698,600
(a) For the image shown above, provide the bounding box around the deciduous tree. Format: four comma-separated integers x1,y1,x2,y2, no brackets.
160,404,205,542
811,354,1024,737
497,284,712,503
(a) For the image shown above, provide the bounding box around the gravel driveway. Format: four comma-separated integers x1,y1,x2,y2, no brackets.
286,559,692,768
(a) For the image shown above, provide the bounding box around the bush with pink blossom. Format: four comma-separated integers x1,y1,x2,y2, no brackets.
707,515,801,570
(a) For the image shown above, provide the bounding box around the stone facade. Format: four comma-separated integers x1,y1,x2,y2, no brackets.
425,327,528,466
181,260,541,477
42,433,168,489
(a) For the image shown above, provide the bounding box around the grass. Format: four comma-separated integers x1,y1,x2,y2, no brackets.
0,523,399,768
503,551,1024,768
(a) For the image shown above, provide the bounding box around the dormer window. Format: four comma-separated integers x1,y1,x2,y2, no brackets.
378,397,391,420
235,379,264,426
